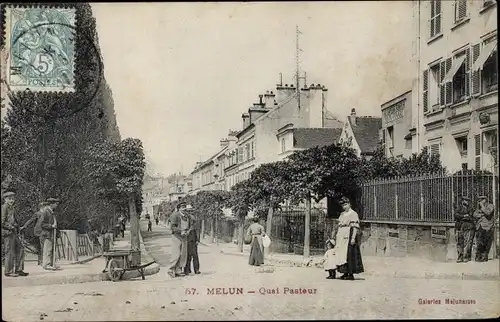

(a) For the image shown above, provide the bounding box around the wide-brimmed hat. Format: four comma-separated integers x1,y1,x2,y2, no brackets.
177,201,187,208
478,195,488,200
46,198,60,204
339,196,350,205
3,191,15,198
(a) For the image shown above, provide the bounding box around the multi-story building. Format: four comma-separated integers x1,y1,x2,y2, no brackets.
167,174,192,202
412,0,497,173
339,108,382,160
380,90,415,158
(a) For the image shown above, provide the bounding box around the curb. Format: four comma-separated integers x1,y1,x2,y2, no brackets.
219,250,500,281
2,227,160,288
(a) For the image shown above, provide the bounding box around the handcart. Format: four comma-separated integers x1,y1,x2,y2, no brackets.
102,250,156,282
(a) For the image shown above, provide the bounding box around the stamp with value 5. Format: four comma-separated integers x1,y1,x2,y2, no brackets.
4,6,76,92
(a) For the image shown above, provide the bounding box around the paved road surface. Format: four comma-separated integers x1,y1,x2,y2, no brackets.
3,222,499,320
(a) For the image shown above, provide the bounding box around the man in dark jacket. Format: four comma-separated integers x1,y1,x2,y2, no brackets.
454,196,475,263
38,198,60,270
21,201,48,265
167,202,191,278
184,209,200,275
2,190,28,277
473,195,496,262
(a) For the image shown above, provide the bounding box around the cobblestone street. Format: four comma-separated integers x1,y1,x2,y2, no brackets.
2,223,499,321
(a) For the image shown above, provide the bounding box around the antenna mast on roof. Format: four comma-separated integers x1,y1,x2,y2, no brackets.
295,25,306,109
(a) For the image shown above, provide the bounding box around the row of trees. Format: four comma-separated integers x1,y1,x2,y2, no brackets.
160,141,445,257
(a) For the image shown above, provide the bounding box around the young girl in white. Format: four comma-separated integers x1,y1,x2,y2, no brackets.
323,239,337,279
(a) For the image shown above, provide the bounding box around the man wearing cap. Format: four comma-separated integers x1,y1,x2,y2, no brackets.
167,202,191,278
454,196,475,263
39,198,60,270
473,195,496,262
21,201,49,265
2,190,29,276
184,206,200,275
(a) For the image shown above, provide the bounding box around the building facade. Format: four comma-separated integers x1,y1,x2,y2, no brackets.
380,90,415,158
339,108,382,160
413,0,498,173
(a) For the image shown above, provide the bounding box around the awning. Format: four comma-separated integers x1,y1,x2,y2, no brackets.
442,55,466,83
472,40,497,72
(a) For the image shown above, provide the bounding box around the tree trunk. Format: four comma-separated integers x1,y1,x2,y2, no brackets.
237,217,244,252
265,206,273,256
201,219,205,239
129,195,140,252
304,195,311,258
210,218,215,242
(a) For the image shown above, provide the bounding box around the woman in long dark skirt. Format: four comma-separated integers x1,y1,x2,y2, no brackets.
333,196,364,280
246,217,265,266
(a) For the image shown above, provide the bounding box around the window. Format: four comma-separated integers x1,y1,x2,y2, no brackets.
429,63,441,110
387,126,394,157
251,141,255,159
281,138,286,153
482,47,498,94
405,138,412,150
483,129,498,168
245,143,250,161
430,0,442,38
475,134,481,170
238,147,243,163
430,143,440,158
461,163,468,171
454,0,467,23
451,52,468,104
455,136,468,158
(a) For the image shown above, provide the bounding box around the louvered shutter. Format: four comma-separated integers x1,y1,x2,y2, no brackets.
440,61,446,106
445,58,453,105
471,43,481,96
465,48,471,97
423,70,429,113
435,1,441,34
475,134,481,170
458,0,467,20
431,144,440,157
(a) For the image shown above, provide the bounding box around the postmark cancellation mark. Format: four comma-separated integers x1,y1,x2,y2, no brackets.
4,6,76,93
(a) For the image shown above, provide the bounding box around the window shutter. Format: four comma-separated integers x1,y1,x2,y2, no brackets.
475,134,481,170
423,70,429,113
458,0,467,20
445,58,453,105
465,47,471,97
431,143,440,157
439,61,446,106
436,1,441,34
471,43,481,96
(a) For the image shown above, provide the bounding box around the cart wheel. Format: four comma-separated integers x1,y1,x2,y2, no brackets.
108,259,122,282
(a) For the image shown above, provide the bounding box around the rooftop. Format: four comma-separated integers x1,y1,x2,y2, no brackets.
293,128,342,149
349,116,382,154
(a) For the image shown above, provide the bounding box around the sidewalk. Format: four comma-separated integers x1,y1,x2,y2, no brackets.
205,237,500,281
1,221,160,288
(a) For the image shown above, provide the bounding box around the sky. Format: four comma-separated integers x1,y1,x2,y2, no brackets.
92,2,415,176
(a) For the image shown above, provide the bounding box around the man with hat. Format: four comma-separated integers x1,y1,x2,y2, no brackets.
21,201,49,265
38,197,60,270
184,205,201,275
454,196,475,263
473,195,495,262
167,201,191,278
2,190,29,276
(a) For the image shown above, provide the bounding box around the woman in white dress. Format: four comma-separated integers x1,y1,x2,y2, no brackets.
332,196,364,280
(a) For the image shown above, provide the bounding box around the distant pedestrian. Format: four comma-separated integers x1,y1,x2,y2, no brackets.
148,219,152,232
118,215,126,238
454,196,475,263
323,239,337,279
246,217,265,266
155,216,159,226
167,202,190,277
39,198,60,270
332,197,364,280
23,201,49,265
473,195,495,262
184,210,200,275
2,190,29,277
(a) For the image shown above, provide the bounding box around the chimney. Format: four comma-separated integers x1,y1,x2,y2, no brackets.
249,107,268,124
308,83,328,128
349,108,357,126
242,113,250,129
264,91,275,108
276,83,295,104
220,138,229,149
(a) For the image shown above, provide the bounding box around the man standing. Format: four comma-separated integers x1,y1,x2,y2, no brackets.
184,209,200,275
39,198,60,270
21,201,48,265
454,196,475,263
474,195,496,262
2,190,28,277
167,202,190,278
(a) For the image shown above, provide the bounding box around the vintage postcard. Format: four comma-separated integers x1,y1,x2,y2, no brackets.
1,1,499,321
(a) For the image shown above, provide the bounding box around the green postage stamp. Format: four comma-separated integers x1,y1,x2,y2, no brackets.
4,6,76,92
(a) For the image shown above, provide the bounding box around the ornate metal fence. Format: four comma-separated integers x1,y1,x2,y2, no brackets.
359,171,498,223
269,207,326,255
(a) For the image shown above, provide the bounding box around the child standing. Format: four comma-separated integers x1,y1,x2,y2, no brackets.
324,239,337,279
148,219,152,232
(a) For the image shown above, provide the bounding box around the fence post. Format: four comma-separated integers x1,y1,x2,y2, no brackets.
451,174,454,222
395,184,399,220
420,179,424,220
373,184,377,218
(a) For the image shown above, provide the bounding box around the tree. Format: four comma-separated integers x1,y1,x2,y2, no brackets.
284,142,363,257
189,190,229,242
227,180,254,252
84,138,145,262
